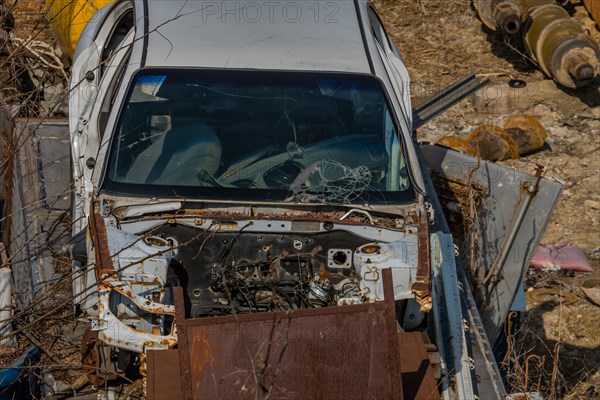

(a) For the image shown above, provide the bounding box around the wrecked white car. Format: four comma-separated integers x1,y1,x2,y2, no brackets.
63,0,562,398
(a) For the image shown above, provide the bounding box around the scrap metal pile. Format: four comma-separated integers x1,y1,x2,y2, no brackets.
437,114,548,161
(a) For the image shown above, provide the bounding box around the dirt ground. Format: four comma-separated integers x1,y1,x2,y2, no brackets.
373,0,600,397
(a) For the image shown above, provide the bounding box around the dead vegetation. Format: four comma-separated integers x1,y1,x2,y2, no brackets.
0,0,86,397
374,0,600,397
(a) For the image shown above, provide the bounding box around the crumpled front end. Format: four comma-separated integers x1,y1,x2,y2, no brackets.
82,210,178,370
81,202,432,353
79,200,442,398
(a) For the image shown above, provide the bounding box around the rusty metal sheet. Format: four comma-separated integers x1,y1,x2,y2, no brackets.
173,269,409,400
89,207,115,275
398,332,439,400
146,349,183,400
412,212,432,312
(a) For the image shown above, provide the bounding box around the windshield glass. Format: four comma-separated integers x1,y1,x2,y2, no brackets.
103,69,414,204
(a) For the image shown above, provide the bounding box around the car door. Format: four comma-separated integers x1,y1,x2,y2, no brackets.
69,1,134,233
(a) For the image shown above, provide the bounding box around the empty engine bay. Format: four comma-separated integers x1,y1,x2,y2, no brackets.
111,216,424,331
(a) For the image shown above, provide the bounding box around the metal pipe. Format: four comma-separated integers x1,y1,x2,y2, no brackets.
0,266,15,346
339,209,374,224
524,2,600,88
482,165,544,285
474,0,523,34
493,0,523,34
475,0,600,88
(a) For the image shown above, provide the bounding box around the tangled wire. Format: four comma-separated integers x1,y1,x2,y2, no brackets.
287,160,372,204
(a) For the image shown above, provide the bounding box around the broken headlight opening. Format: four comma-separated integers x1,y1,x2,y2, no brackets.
88,222,179,353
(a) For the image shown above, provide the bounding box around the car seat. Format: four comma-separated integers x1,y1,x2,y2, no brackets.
126,124,222,185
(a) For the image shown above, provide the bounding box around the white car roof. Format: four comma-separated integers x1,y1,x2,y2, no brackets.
137,0,373,73
89,0,425,194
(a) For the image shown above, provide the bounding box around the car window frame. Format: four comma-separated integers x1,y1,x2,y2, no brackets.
99,67,418,205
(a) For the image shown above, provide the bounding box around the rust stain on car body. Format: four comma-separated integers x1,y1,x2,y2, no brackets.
89,207,115,275
412,213,433,312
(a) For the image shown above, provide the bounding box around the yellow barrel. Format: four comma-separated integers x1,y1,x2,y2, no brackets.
46,0,114,57
583,0,600,27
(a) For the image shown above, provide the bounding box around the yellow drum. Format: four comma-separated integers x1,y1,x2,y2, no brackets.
46,0,114,56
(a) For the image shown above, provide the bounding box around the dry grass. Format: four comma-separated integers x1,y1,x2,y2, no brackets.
373,1,600,397
503,284,600,398
372,0,538,95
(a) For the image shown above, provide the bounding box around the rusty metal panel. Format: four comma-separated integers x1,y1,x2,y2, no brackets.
146,349,183,400
412,212,432,312
185,307,395,399
398,333,439,400
89,209,115,275
173,269,406,400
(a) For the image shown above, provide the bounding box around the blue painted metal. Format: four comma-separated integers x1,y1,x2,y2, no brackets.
0,346,41,400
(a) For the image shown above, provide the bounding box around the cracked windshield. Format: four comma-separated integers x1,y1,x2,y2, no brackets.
106,70,413,203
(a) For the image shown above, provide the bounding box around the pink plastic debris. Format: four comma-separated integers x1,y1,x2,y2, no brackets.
531,241,594,272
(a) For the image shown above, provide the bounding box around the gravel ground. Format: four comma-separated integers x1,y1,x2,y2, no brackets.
374,0,600,397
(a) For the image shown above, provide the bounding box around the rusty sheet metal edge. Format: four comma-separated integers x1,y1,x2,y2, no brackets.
174,286,192,400
412,211,433,312
146,349,183,400
382,268,404,397
174,269,405,399
89,203,115,275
